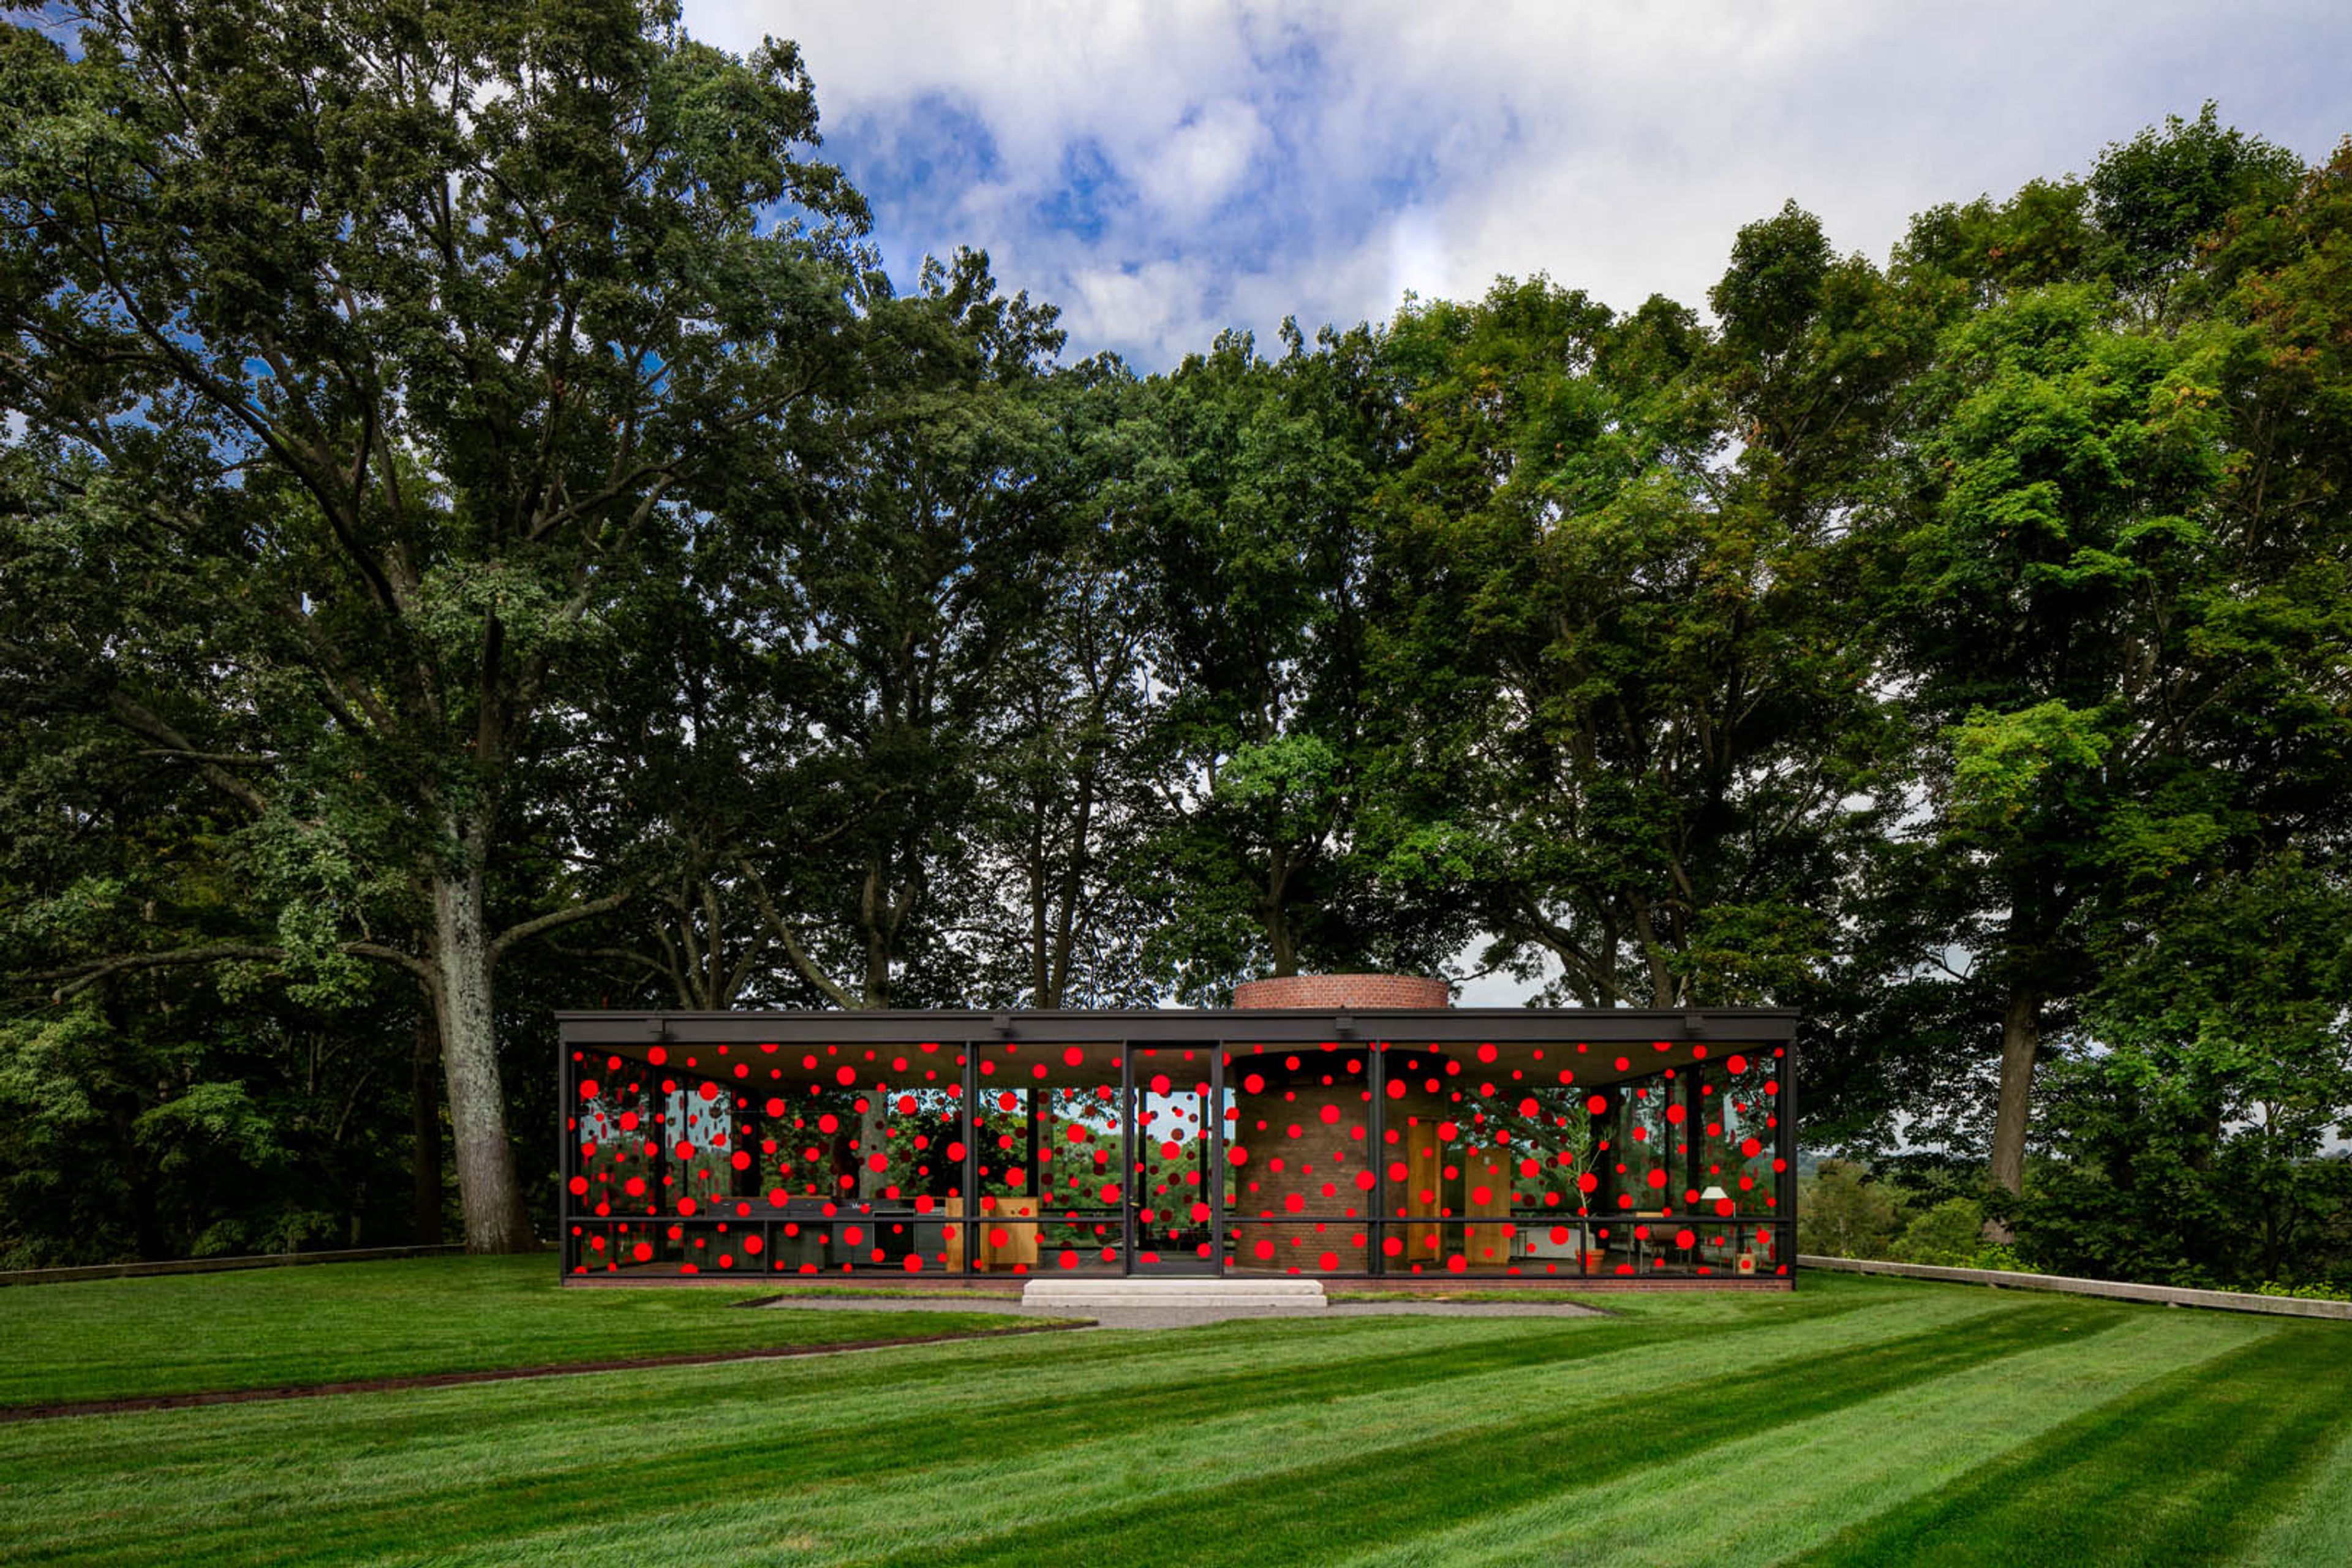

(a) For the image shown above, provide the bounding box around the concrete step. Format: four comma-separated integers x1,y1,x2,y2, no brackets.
1022,1277,1326,1309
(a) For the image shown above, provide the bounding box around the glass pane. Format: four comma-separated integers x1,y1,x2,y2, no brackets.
1131,1048,1216,1267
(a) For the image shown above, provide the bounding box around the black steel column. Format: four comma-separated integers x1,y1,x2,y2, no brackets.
1120,1039,1136,1275
1366,1039,1387,1277
1779,1038,1800,1280
960,1039,978,1278
1208,1036,1226,1276
557,1031,573,1271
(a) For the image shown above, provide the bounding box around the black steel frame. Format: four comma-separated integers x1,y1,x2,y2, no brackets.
557,1008,1800,1285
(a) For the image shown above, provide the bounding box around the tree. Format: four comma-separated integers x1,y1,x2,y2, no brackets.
1131,322,1441,997
1370,260,1906,1014
0,0,867,1248
720,251,1072,1012
1874,115,2331,1215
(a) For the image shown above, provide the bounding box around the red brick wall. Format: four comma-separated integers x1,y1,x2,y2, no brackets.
1228,1057,1381,1270
1232,974,1450,1010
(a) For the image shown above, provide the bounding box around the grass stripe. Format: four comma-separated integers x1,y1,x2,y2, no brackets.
2228,1413,2352,1567
1787,1321,2352,1567
0,1292,1999,1566
0,1256,1034,1408
840,1298,2128,1568
1333,1308,2271,1567
0,1317,1673,1565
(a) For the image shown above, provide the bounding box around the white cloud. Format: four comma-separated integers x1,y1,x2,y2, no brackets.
686,1,2352,366
1136,98,1268,222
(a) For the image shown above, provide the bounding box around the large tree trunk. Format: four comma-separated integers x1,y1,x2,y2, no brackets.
430,856,532,1253
411,1013,444,1245
1985,985,2042,1240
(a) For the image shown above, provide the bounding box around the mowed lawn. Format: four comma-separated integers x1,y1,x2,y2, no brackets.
4,1265,2351,1566
0,1255,1026,1407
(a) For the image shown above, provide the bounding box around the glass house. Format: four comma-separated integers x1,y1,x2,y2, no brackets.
555,993,1796,1286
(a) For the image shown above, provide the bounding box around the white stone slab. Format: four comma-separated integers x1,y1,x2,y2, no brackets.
1022,1277,1326,1308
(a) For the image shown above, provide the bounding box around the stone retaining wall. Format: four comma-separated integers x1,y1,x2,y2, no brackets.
1801,1253,2352,1320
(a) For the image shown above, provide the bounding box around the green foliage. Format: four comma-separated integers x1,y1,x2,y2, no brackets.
2253,1280,2352,1302
1798,1160,1902,1258
1887,1197,1988,1265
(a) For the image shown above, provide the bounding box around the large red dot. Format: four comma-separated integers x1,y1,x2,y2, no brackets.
1586,1095,1609,1115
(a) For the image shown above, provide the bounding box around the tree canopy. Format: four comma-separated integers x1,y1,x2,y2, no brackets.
2,3,2346,1287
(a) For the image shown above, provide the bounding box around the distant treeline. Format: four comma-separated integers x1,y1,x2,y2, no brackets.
1,3,2346,1289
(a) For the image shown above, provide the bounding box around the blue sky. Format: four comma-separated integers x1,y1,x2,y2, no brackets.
685,1,2350,372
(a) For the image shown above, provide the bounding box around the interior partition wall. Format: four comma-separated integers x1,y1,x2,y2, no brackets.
556,1010,1798,1283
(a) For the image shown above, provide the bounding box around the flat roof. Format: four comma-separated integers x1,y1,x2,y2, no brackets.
555,1007,1801,1049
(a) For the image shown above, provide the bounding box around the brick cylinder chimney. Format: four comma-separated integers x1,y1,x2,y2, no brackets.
1226,973,1451,1273
1231,973,1450,1010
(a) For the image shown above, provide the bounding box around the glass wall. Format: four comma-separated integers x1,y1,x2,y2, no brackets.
562,1033,1792,1282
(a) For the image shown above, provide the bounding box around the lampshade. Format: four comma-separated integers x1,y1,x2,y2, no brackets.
1698,1185,1730,1202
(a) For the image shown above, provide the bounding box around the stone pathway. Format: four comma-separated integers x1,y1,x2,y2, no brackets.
755,1291,1604,1331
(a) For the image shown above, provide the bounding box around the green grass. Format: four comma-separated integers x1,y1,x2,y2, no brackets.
2,1264,2348,1565
0,1254,1029,1407
1325,1287,1611,1303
